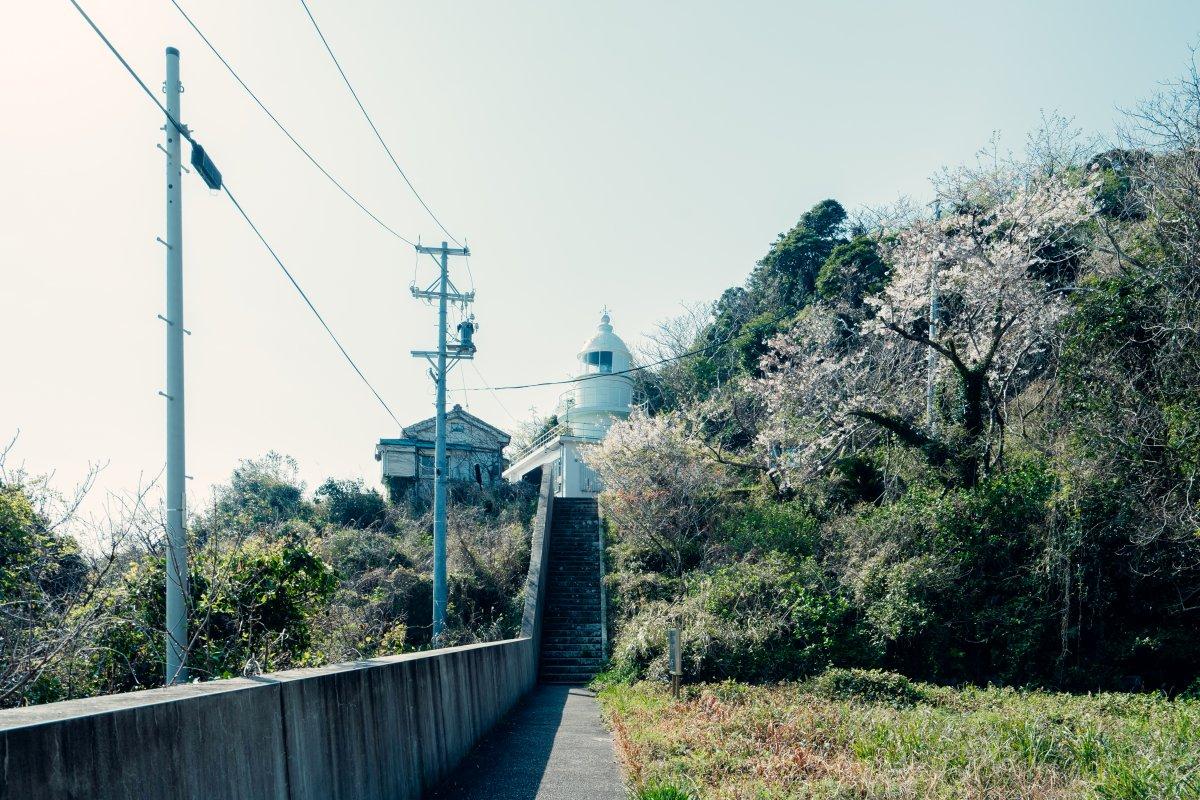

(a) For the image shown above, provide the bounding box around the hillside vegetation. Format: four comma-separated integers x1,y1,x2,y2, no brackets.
0,451,534,707
586,66,1200,696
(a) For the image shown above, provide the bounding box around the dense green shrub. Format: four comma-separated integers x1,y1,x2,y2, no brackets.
827,459,1062,685
806,667,934,707
611,552,867,682
315,478,387,529
718,498,820,558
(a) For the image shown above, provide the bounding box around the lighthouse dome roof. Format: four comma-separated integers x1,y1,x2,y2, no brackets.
577,312,631,360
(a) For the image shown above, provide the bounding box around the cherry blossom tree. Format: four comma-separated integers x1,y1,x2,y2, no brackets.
757,166,1098,488
583,410,729,582
755,305,927,491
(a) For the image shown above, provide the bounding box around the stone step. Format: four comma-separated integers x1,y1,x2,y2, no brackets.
540,671,601,678
541,662,603,671
542,624,602,632
543,625,601,632
539,674,600,685
540,501,603,682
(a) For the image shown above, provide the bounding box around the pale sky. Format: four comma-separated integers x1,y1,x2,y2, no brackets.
3,0,1198,517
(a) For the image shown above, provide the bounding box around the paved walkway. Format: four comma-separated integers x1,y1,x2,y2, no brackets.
427,685,625,800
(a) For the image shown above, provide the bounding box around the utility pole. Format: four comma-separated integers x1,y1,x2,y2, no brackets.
162,46,188,684
411,242,474,644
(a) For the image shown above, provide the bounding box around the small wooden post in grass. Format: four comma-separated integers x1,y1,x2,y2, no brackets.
668,627,682,698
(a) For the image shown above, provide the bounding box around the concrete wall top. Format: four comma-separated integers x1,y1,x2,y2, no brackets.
1,637,538,800
0,638,524,733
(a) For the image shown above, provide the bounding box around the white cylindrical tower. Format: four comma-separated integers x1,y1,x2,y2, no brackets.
562,311,633,437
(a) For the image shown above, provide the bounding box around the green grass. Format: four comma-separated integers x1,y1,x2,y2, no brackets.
597,673,1200,800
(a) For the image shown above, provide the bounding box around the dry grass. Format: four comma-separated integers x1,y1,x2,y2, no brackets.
597,677,1200,800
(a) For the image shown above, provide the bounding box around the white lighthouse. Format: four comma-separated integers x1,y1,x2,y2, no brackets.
503,311,634,496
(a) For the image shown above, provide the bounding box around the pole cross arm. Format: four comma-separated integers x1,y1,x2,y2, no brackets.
411,349,476,361
411,288,475,303
415,244,470,256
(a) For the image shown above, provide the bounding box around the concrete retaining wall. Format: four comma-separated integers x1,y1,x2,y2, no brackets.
520,467,556,647
0,474,558,800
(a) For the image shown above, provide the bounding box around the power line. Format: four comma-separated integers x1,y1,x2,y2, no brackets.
65,0,402,429
67,0,193,144
167,0,417,247
463,328,747,392
469,362,519,422
223,184,403,428
297,0,463,248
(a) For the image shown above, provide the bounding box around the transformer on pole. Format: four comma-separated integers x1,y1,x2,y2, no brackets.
411,242,474,644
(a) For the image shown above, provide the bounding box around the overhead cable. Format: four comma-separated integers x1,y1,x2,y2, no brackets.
463,323,758,392
297,0,463,247
167,0,417,246
66,0,402,428
223,184,403,428
67,0,192,143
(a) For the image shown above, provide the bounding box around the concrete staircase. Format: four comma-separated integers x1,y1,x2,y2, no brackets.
539,497,605,685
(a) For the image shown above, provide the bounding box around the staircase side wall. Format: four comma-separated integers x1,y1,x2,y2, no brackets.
0,638,536,800
519,466,556,650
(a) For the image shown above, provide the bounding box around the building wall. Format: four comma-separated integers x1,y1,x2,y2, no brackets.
380,417,508,487
556,441,602,498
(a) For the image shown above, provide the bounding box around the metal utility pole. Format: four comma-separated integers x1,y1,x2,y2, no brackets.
162,46,188,684
411,242,474,644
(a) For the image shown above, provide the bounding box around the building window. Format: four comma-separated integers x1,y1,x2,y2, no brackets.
585,350,613,373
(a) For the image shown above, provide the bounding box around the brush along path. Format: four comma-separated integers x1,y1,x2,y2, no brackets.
596,673,1200,800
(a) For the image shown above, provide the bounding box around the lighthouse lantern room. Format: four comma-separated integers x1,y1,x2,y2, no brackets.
503,311,634,496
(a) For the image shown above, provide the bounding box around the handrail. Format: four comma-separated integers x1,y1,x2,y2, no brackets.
509,419,614,464
513,422,569,462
